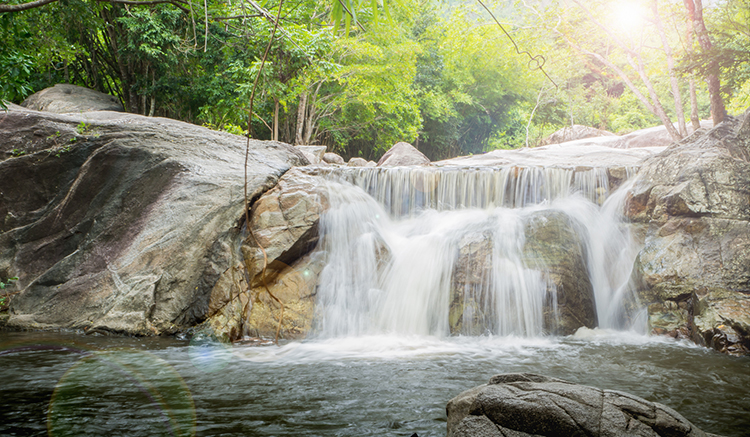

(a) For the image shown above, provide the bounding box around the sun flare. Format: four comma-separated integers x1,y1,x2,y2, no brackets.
611,2,648,33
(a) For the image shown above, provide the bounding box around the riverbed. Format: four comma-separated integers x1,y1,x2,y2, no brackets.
1,329,748,436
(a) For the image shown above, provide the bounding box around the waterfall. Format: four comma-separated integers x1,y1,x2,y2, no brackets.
311,165,640,338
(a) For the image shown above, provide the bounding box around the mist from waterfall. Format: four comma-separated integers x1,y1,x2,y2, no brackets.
311,166,641,338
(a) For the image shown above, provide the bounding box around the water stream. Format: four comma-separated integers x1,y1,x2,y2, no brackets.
1,331,748,436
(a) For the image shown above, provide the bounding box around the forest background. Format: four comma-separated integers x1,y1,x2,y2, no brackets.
0,0,748,161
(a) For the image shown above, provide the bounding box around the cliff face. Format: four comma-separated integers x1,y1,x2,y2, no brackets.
626,113,750,355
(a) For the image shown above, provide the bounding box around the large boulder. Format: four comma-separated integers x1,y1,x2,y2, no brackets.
21,84,124,113
0,106,307,335
377,142,430,166
626,113,750,355
201,168,329,340
447,373,722,437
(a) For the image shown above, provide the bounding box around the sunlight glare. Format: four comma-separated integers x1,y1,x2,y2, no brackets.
611,1,647,34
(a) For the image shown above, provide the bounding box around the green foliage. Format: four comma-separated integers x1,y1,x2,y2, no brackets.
0,276,18,290
5,0,731,159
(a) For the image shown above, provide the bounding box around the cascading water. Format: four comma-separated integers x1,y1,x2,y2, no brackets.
311,165,641,339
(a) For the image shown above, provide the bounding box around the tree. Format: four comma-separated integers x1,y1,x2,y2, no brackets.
684,0,726,124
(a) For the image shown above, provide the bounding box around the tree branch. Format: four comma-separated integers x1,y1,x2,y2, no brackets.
0,0,58,12
0,0,190,13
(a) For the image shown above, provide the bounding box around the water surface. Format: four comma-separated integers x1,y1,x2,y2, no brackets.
1,329,748,436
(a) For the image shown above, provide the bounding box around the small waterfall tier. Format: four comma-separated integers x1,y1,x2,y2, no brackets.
308,164,641,339
312,165,635,217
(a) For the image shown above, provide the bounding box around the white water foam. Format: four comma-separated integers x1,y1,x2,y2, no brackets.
309,166,642,340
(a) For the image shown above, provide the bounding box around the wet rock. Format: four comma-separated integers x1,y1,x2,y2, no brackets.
377,142,430,166
0,106,306,335
323,152,345,165
449,211,596,336
202,168,329,340
627,114,750,355
447,373,722,437
21,84,124,113
523,211,596,334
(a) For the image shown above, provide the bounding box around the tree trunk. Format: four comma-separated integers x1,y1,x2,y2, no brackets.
106,18,134,113
273,98,279,141
148,69,156,117
653,0,687,137
684,0,726,125
685,15,701,130
295,92,308,145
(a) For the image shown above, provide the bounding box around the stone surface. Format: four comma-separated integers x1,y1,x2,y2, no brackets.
543,124,616,145
0,106,307,335
449,211,596,336
296,145,326,164
377,142,430,166
21,84,124,113
437,143,665,169
201,168,329,340
522,211,597,334
626,114,750,355
447,373,720,437
347,157,368,167
323,152,345,165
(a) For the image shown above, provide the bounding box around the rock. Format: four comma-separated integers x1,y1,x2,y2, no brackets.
627,114,750,355
447,373,721,437
201,168,329,340
0,106,306,335
323,152,345,165
296,145,326,164
522,211,596,334
543,124,616,145
619,120,713,149
347,157,368,167
21,84,124,113
377,142,430,166
448,211,596,336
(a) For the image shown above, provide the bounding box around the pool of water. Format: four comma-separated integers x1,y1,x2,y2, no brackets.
1,329,748,436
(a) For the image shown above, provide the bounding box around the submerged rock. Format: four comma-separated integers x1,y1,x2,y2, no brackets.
627,112,750,355
447,373,723,437
0,106,307,335
21,84,124,113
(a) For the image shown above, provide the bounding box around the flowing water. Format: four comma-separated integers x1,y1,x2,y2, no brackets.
1,330,749,436
2,165,749,436
312,165,640,337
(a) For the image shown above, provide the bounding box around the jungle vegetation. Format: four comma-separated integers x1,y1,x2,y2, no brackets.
1,0,747,160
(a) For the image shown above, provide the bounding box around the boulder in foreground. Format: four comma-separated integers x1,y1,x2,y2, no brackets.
0,106,307,335
447,373,722,437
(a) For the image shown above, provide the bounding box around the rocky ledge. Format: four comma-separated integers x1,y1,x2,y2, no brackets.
626,112,750,355
0,106,307,335
447,373,723,437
